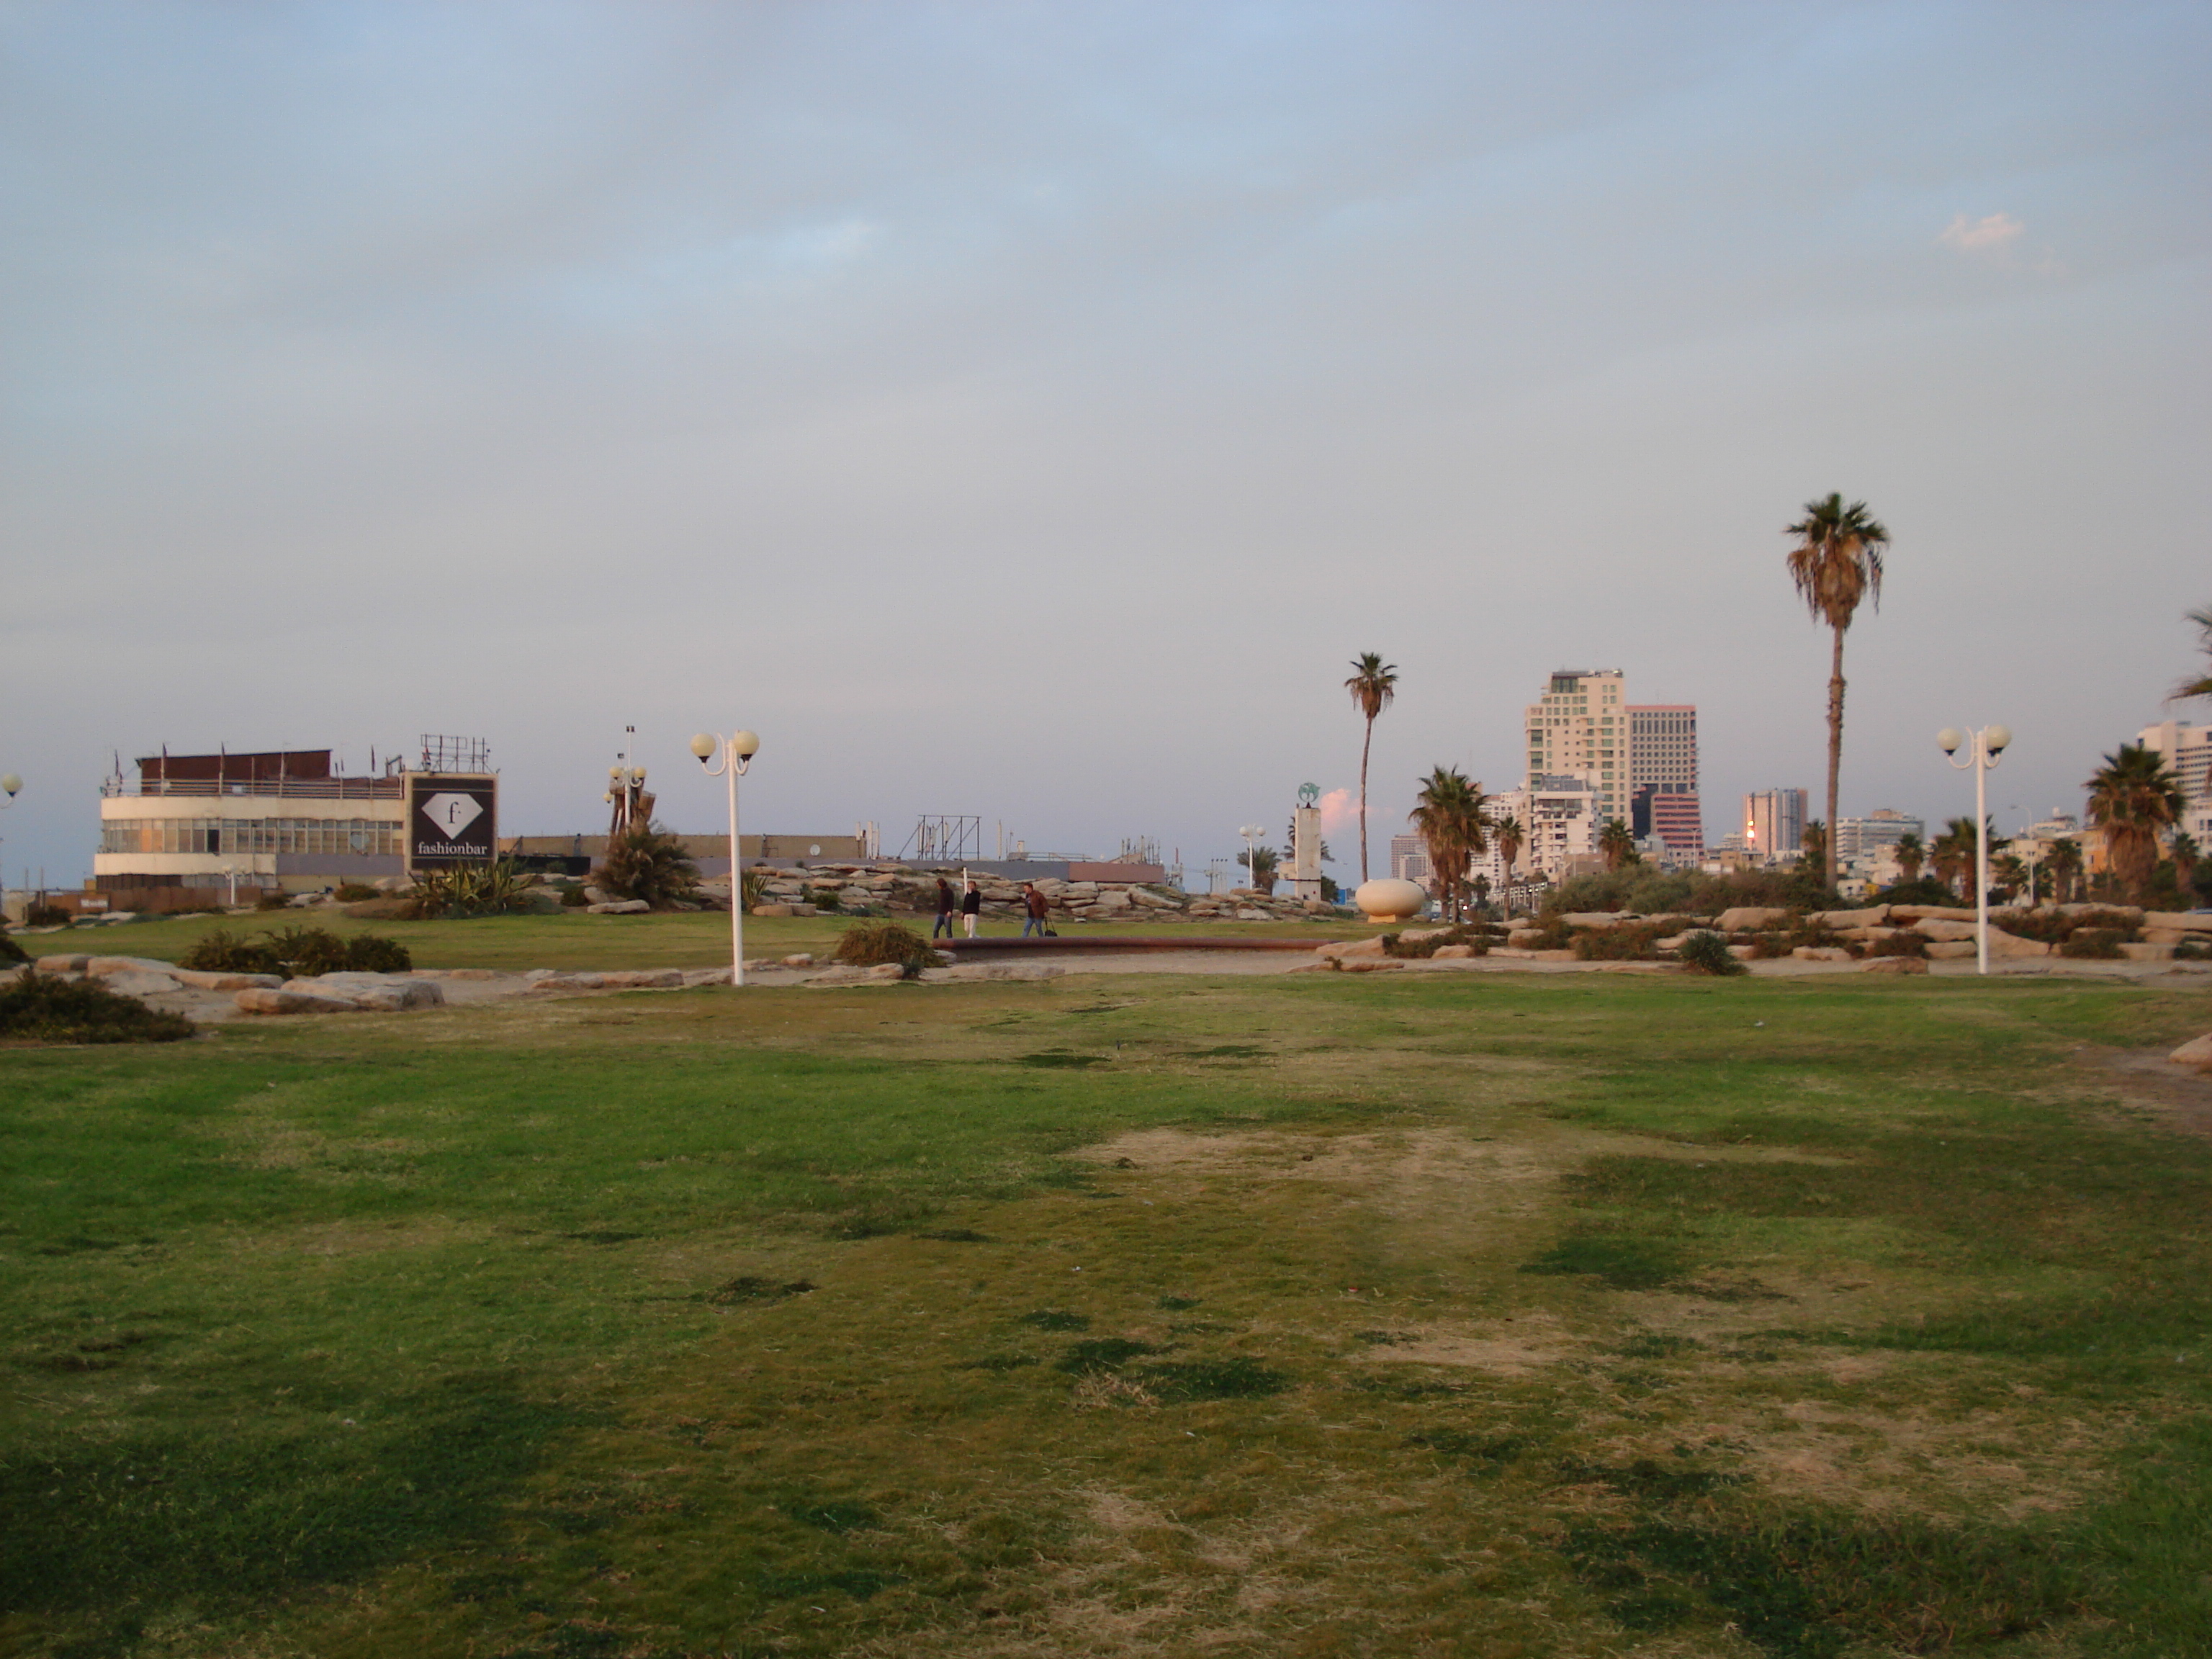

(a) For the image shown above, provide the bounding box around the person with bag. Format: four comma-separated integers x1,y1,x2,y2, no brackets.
1020,882,1051,938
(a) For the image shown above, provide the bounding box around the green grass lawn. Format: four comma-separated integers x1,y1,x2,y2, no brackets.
21,908,1366,972
4,970,2209,1657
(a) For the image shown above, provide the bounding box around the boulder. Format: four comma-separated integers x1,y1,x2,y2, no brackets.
2059,902,2144,922
33,955,90,974
1889,904,1982,922
593,968,686,989
84,956,179,979
1091,890,1134,911
1563,912,1627,929
1838,926,1903,943
1234,908,1272,922
1317,937,1388,959
349,981,446,1011
781,953,815,968
1715,907,1789,933
751,904,795,917
104,971,182,997
1431,944,1479,959
1913,920,1982,942
525,973,597,992
2143,912,2212,933
1988,930,2051,959
1924,941,1977,959
169,968,284,992
2118,943,2174,961
585,899,651,915
1809,905,1889,930
1861,956,1930,975
234,987,367,1015
1725,945,1756,960
1790,947,1853,962
1335,958,1406,973
2170,1033,2212,1070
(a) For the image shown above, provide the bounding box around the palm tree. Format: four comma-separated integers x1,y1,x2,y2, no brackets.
1800,819,1829,874
1894,832,1925,884
2177,606,2212,701
1344,654,1398,887
2085,744,2187,902
1784,493,1889,889
1990,852,2028,901
1409,766,1488,922
2045,837,2083,904
1237,845,1281,894
1930,817,1981,897
1598,817,1637,872
2172,831,2200,896
1493,814,1525,920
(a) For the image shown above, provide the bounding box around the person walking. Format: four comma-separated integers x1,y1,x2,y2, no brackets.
1020,881,1050,938
931,876,957,939
959,878,982,938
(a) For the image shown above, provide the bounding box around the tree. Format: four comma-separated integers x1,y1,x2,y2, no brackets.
1990,852,2028,900
2172,831,2200,896
2085,744,2187,902
1894,832,1925,883
597,820,701,909
1493,814,1525,920
1344,654,1398,886
1930,817,1998,898
2177,606,2212,702
1784,493,1889,889
1409,766,1488,922
1598,817,1637,872
2045,837,2083,904
1236,845,1281,894
1799,820,1829,873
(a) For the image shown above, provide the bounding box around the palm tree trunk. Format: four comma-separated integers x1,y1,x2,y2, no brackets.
1358,719,1373,886
1825,626,1845,891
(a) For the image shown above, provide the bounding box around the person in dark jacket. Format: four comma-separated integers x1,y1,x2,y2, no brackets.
959,878,982,938
1021,882,1050,938
932,876,957,938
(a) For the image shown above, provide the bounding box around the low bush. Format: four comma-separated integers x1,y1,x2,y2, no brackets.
22,903,69,928
1997,909,2139,947
1864,934,1928,958
1514,917,1573,950
1382,925,1491,959
831,920,936,976
559,884,590,908
594,822,699,910
0,971,194,1043
1676,930,1747,976
179,926,410,978
2176,938,2209,961
2060,929,2127,960
0,926,25,966
333,883,380,903
256,891,291,911
1573,923,1669,961
1874,877,1967,908
405,859,536,920
803,886,842,914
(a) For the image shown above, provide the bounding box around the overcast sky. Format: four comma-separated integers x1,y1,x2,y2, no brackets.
4,1,2208,886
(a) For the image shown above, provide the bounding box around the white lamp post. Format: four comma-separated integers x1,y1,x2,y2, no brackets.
1938,724,2012,976
1238,824,1265,893
691,730,760,986
1,775,19,910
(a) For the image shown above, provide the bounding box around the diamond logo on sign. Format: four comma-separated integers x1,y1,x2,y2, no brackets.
421,792,485,837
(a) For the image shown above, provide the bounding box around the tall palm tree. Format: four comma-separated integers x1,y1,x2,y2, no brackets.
1409,766,1488,922
2045,837,2083,904
1799,820,1829,874
2177,606,2212,701
2172,831,2200,897
1930,817,1982,898
1784,493,1889,890
1493,814,1525,919
1598,817,1637,872
1894,832,1925,884
1344,654,1398,886
2085,744,2187,902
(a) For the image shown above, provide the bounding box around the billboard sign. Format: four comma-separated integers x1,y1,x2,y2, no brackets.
406,774,498,868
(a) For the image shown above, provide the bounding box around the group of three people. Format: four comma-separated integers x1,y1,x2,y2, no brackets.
930,876,1053,939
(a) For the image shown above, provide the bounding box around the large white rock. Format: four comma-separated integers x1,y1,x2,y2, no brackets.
85,956,179,979
2170,1033,2212,1069
1354,878,1428,922
1715,907,1789,933
170,968,283,991
104,971,182,997
2144,912,2212,933
235,987,368,1015
585,899,651,914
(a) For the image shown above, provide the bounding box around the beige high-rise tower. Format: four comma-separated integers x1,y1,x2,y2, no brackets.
1523,669,1630,827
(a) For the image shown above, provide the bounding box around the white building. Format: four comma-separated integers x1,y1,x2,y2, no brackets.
1524,670,1631,830
1475,775,1599,888
2139,719,2212,844
1835,809,1923,867
1388,833,1431,886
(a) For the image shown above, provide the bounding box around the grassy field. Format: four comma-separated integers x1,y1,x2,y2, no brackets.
4,968,2210,1657
17,909,1364,972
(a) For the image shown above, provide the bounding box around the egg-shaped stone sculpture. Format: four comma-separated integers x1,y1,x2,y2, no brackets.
1354,877,1429,923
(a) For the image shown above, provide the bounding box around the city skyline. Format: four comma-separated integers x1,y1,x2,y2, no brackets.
4,4,2208,886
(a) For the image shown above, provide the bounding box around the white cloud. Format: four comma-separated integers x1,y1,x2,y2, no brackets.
1317,787,1357,835
1938,212,2025,253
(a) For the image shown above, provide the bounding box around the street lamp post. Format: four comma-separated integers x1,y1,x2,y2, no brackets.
690,730,761,986
1938,724,2012,976
1238,824,1264,894
1,775,19,914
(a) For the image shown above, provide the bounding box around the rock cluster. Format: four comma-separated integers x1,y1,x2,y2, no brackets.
721,863,1331,925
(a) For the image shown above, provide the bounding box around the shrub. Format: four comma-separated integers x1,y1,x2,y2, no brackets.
831,920,936,977
0,971,194,1043
177,927,284,976
333,883,380,902
1382,925,1489,959
2176,938,2209,961
803,886,842,914
595,822,699,909
405,859,535,920
1874,876,1967,908
1573,923,1670,961
0,926,25,966
23,903,69,927
1677,930,1746,976
2060,929,2126,960
256,891,291,911
559,884,590,908
1514,917,1572,950
1864,934,1928,958
179,926,410,978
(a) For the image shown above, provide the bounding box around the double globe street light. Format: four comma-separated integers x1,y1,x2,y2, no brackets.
690,730,761,986
1938,724,2011,976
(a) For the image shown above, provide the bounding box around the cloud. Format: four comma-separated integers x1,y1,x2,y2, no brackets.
1317,788,1357,835
1938,212,2025,253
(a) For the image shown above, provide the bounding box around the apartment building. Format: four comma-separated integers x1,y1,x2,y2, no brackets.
1834,809,1923,866
1743,788,1808,865
2139,719,2212,844
1388,833,1431,886
1474,775,1599,888
1524,670,1630,828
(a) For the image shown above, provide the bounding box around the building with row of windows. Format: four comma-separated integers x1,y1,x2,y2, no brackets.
1522,670,1704,863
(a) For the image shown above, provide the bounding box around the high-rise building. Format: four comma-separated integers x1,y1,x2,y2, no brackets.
1388,833,1430,886
1834,809,1923,866
1524,670,1629,827
1475,775,1599,886
1627,705,1697,794
1743,788,1808,865
2139,719,2212,844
